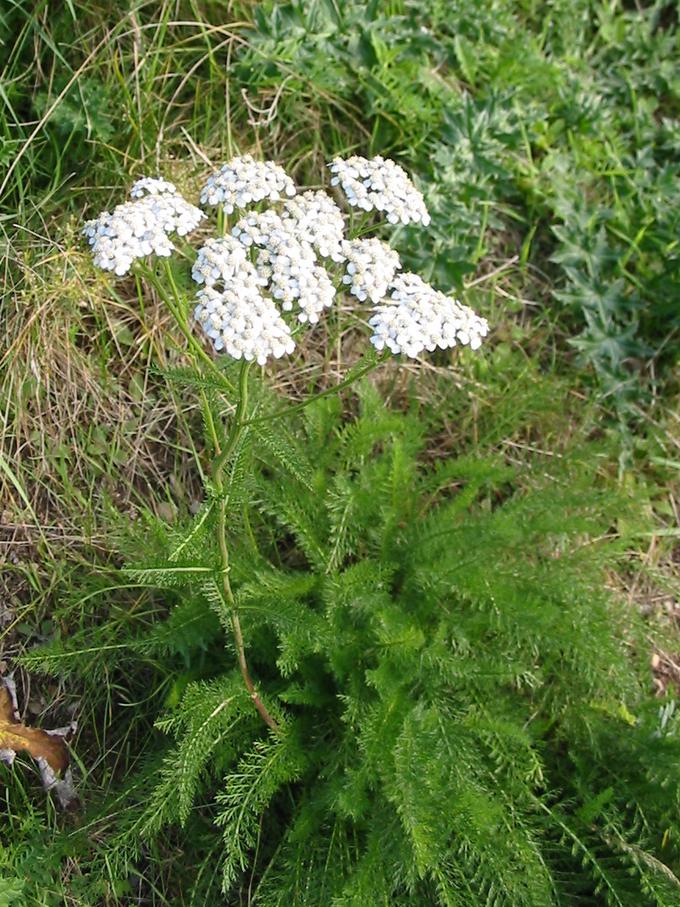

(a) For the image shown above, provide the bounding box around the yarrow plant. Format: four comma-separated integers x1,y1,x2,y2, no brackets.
70,151,680,907
81,153,490,729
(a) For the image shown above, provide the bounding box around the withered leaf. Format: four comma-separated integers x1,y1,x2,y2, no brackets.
0,676,77,808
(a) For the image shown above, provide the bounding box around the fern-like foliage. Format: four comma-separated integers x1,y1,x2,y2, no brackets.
26,378,680,905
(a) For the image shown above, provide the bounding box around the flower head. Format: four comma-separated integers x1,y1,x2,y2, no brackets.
191,236,259,288
82,190,205,276
256,243,336,324
281,191,346,262
341,238,400,303
328,155,431,226
369,273,488,357
84,159,492,367
194,285,295,365
191,235,302,362
129,177,178,198
200,155,296,214
231,210,294,250
232,211,337,324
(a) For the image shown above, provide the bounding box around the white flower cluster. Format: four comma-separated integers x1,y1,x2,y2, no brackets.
200,155,296,214
231,211,336,324
83,185,205,276
256,245,335,324
341,238,400,303
83,154,490,368
328,155,431,226
129,176,179,198
231,210,293,249
194,285,294,365
281,191,346,262
191,236,252,287
191,156,487,363
369,273,489,357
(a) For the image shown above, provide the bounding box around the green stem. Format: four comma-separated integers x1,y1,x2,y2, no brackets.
200,388,220,455
212,359,252,490
137,258,386,734
211,361,279,733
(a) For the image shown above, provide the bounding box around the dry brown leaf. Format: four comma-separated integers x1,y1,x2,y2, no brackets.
0,676,77,807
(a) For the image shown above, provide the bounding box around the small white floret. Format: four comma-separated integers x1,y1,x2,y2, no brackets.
129,177,178,198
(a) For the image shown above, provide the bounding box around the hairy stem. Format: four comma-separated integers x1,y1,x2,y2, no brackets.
216,493,279,732
212,361,280,733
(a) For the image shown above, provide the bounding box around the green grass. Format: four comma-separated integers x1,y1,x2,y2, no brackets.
1,0,680,903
